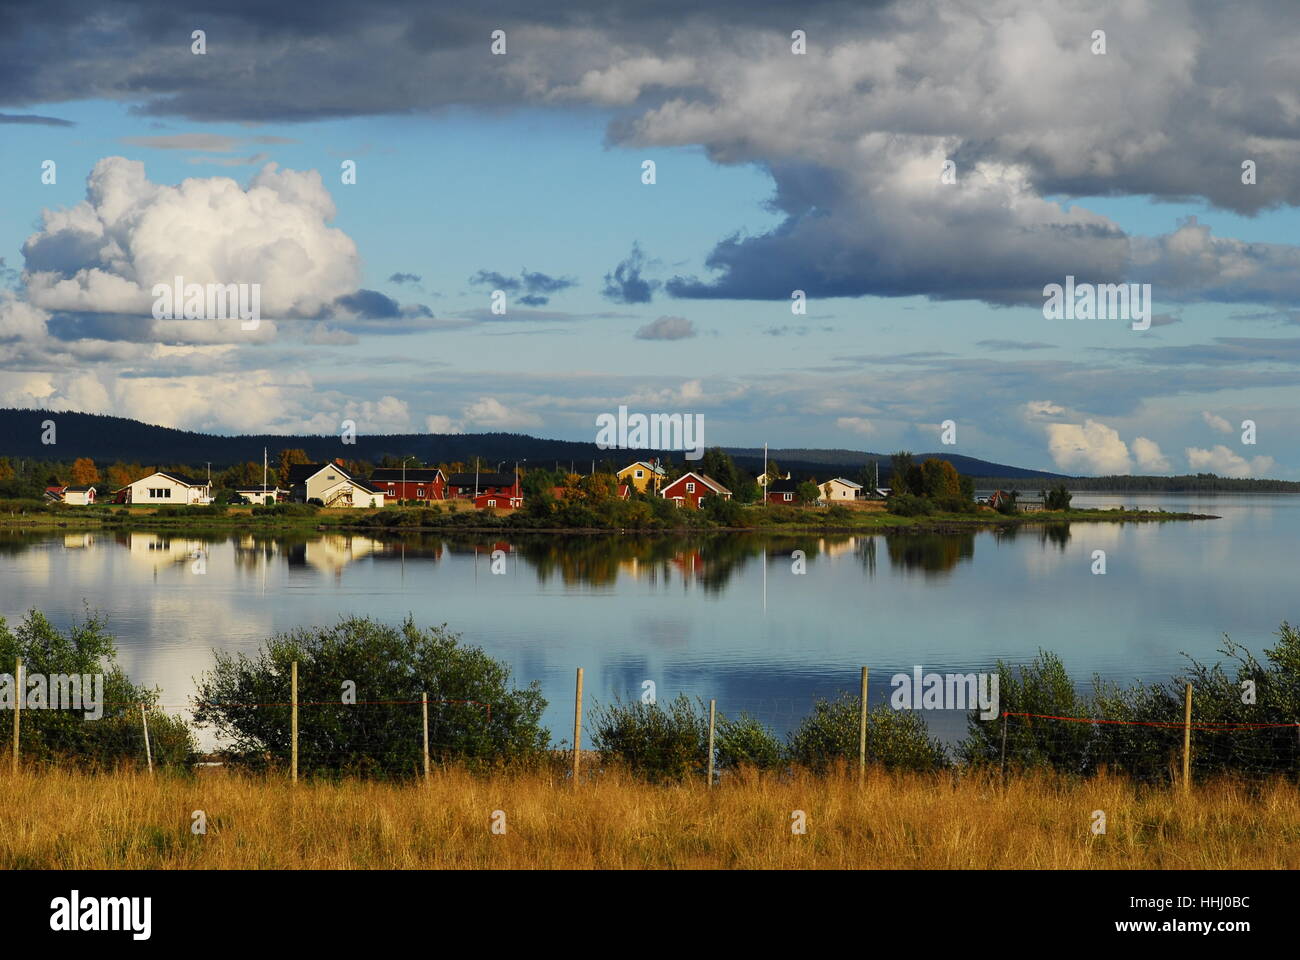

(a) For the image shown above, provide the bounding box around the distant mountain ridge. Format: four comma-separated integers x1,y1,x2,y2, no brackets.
0,408,1063,480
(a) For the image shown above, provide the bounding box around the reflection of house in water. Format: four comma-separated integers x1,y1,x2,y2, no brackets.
125,532,208,571
283,535,383,576
817,536,859,559
62,533,95,549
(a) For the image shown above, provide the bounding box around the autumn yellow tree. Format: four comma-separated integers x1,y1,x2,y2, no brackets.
70,458,100,485
277,448,312,480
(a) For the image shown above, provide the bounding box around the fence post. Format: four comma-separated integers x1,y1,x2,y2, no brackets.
858,666,869,784
707,699,716,789
291,660,298,785
12,657,20,774
1182,682,1192,794
422,692,430,780
572,667,583,783
1000,712,1009,786
140,703,153,775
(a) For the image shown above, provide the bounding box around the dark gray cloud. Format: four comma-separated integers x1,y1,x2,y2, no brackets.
602,242,659,304
6,0,1300,312
469,268,576,306
387,272,422,285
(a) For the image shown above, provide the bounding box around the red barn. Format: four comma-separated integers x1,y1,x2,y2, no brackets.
660,471,732,509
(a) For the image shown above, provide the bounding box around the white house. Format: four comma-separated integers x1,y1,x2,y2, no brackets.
819,478,863,502
126,471,212,505
44,485,96,505
286,462,385,508
234,487,290,505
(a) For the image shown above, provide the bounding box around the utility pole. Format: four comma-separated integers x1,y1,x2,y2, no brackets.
262,447,267,501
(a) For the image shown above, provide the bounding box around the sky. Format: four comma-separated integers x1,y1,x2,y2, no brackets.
1,0,1299,477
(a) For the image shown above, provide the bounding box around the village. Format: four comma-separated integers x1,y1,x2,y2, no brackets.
39,457,914,512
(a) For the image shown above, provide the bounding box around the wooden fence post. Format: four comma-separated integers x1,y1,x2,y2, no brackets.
858,666,869,784
291,660,299,785
141,703,153,775
1182,682,1192,794
572,667,583,783
1000,712,1009,786
12,658,20,774
707,699,716,789
422,692,430,780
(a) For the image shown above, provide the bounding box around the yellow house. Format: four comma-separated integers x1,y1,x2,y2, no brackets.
617,460,666,494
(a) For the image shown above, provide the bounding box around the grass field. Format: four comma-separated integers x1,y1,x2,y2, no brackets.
3,765,1297,869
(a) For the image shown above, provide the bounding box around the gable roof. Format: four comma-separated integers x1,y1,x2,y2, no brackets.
369,468,444,483
286,462,353,485
447,472,516,488
663,471,731,495
827,477,862,489
618,460,665,476
133,470,207,487
764,478,799,494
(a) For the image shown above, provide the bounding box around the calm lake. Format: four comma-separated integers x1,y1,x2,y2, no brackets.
2,492,1297,746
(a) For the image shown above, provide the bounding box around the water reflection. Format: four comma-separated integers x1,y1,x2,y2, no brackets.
0,528,996,587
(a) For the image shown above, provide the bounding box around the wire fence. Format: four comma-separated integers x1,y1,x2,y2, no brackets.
7,665,1300,788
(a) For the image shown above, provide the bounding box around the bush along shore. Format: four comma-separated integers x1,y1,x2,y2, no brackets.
4,610,1297,787
0,496,1216,536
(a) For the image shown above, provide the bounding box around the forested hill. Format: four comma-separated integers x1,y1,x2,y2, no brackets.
0,408,1061,480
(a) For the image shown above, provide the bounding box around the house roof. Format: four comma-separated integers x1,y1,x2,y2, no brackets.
663,471,731,495
827,477,862,488
764,478,799,494
369,468,444,483
352,480,384,494
447,472,517,487
285,462,352,484
618,460,665,476
65,485,95,492
134,470,207,487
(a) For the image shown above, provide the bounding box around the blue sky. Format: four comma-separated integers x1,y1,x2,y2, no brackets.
2,1,1299,477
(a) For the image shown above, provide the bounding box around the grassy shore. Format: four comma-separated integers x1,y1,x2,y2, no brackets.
2,765,1295,869
0,502,1217,535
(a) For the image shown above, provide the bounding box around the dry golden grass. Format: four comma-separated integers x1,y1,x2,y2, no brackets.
2,765,1298,869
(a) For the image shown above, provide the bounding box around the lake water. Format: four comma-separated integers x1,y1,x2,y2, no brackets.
2,492,1296,746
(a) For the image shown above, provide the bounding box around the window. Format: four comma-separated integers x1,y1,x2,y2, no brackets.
327,474,336,481
487,499,496,507
784,493,793,502
686,482,695,493
635,470,644,478
417,488,424,497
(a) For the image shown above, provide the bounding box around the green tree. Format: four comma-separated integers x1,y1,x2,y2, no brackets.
1045,484,1072,511
890,451,915,493
0,610,194,768
795,480,821,504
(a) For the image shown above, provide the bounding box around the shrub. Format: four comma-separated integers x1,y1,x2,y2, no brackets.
787,695,947,772
958,651,1094,775
192,616,549,777
714,711,785,770
887,492,934,517
590,694,707,782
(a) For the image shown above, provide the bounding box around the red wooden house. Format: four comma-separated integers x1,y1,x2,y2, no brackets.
660,471,732,509
369,468,446,503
